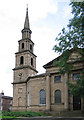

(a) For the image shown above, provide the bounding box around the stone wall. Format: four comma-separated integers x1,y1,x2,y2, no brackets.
13,83,27,111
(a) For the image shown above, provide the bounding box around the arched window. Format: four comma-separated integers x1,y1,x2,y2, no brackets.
55,90,61,103
31,58,33,66
20,56,24,64
40,89,46,105
22,43,24,49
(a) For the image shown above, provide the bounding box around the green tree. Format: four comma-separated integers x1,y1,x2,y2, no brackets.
53,2,84,98
68,69,84,98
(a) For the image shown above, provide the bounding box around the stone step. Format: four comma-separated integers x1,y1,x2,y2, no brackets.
45,111,84,117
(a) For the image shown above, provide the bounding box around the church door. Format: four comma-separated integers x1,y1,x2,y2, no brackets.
73,96,81,110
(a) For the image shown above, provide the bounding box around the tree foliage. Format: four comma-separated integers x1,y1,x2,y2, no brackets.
68,70,84,98
53,2,84,98
53,2,84,54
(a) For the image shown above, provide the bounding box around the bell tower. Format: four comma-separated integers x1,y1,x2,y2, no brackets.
13,7,38,83
13,6,38,111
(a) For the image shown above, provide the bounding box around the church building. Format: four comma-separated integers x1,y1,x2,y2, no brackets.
12,7,84,112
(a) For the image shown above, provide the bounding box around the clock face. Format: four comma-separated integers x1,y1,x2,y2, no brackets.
18,73,22,77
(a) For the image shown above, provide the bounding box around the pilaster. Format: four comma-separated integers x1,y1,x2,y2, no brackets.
46,74,51,111
64,73,69,110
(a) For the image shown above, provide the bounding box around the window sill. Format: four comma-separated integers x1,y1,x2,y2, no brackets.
39,104,46,106
54,103,63,105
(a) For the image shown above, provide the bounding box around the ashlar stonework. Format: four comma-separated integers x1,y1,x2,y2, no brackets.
12,7,84,112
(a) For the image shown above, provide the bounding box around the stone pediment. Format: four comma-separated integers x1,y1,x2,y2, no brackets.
43,48,83,69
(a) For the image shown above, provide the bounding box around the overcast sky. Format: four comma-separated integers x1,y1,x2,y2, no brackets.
0,0,72,97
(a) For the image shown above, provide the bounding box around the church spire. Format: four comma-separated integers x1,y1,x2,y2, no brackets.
22,5,32,39
24,5,30,29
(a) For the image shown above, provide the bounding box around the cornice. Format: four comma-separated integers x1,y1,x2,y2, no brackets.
18,38,34,45
15,50,37,57
13,65,38,73
12,81,27,84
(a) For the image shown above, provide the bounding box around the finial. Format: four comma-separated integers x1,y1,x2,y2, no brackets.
27,4,28,7
26,4,28,13
24,4,30,29
26,4,28,18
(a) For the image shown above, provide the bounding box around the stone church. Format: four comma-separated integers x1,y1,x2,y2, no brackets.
12,7,84,112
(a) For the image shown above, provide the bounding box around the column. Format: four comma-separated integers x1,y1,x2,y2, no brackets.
64,73,69,110
46,74,50,111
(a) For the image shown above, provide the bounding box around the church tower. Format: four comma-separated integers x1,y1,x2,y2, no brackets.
12,7,37,111
13,7,37,83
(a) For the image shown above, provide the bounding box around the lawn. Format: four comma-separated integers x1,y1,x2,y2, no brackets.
1,111,45,119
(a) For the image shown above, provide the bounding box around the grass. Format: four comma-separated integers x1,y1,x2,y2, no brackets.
1,111,45,118
2,116,17,119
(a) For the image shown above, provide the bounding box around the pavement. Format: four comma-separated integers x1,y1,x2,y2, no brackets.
2,116,84,120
